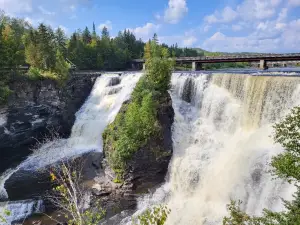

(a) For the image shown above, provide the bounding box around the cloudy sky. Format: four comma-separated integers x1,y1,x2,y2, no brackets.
1,0,300,53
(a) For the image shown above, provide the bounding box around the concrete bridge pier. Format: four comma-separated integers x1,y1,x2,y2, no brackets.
192,62,203,71
260,60,268,70
142,63,146,71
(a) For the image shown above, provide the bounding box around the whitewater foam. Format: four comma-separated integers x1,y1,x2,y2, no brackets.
122,72,300,225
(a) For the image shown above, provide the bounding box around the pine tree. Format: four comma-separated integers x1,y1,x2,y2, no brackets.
101,27,110,40
82,26,91,44
92,22,96,38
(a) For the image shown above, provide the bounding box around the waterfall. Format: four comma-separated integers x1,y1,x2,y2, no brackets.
0,73,142,223
124,72,300,225
18,72,142,170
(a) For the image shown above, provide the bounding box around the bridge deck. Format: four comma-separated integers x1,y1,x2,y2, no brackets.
132,53,300,63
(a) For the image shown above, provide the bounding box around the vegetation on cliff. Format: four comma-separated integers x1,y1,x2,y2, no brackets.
103,38,174,173
223,106,300,225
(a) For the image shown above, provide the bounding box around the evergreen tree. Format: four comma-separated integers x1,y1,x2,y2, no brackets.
101,27,110,40
92,22,96,38
82,26,91,44
55,27,67,57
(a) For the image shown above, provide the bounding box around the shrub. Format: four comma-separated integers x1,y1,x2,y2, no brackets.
132,205,171,225
0,84,12,105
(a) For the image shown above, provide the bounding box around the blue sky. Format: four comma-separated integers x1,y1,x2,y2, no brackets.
1,0,300,53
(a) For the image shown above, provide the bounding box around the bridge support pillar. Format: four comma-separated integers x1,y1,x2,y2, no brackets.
192,62,202,71
259,60,268,70
142,63,146,71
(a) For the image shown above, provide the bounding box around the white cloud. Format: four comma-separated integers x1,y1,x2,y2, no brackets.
232,24,243,31
155,13,161,20
203,25,211,32
275,22,286,30
98,20,113,31
69,5,76,11
183,36,197,47
160,29,198,47
202,32,281,52
288,0,300,6
277,8,288,21
164,0,188,24
38,6,55,16
237,0,281,20
58,25,69,33
129,23,160,41
204,0,282,26
257,22,268,31
201,17,300,53
204,6,238,24
0,0,32,15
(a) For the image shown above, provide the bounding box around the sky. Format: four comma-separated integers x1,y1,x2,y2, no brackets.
1,0,300,53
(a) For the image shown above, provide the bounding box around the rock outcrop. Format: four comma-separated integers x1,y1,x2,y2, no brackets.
99,92,174,206
0,74,98,174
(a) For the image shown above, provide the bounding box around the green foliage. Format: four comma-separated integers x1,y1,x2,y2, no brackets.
132,205,171,225
0,209,11,223
103,40,173,173
0,84,12,105
272,106,300,182
223,106,300,225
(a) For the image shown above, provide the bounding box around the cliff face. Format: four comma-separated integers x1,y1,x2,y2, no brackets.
0,74,98,174
101,92,174,196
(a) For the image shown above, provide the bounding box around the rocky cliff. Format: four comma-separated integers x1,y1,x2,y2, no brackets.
98,92,174,212
0,74,98,174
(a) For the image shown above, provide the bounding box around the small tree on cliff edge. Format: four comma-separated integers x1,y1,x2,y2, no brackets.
48,160,105,225
223,106,300,225
143,37,174,94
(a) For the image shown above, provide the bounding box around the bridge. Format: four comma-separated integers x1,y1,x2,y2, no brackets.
131,53,300,70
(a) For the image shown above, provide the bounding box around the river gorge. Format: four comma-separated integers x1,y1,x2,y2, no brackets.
0,69,300,224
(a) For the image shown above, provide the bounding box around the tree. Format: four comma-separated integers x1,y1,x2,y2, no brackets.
92,22,96,38
82,26,92,44
48,160,105,225
55,27,67,57
101,27,110,40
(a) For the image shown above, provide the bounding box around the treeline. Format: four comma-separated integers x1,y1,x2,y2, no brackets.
0,11,204,104
0,12,204,73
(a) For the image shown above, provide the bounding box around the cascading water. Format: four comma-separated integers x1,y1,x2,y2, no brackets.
124,72,300,225
18,73,142,170
0,72,142,224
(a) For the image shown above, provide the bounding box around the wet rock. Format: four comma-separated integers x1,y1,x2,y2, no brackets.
0,74,99,174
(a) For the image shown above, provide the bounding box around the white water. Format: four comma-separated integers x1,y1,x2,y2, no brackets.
0,73,142,223
0,110,7,127
123,72,300,225
19,73,142,170
0,200,43,225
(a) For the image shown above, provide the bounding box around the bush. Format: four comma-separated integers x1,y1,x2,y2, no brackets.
0,84,12,105
27,66,43,80
132,205,171,225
